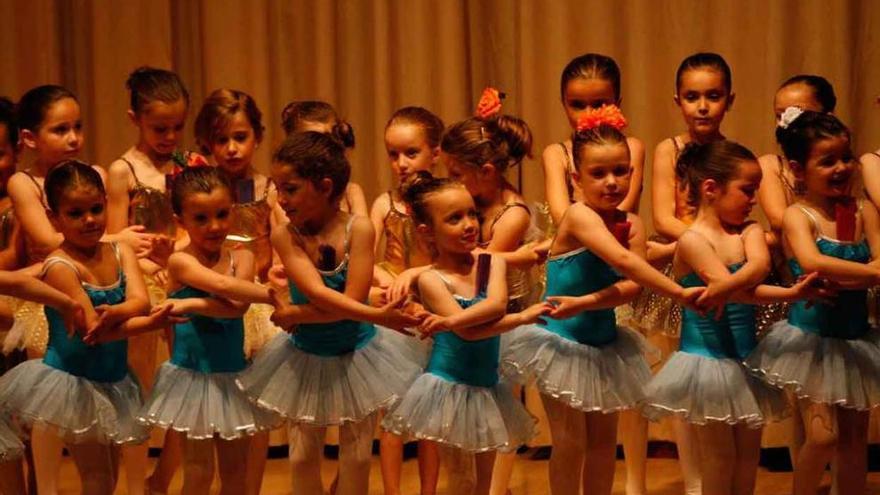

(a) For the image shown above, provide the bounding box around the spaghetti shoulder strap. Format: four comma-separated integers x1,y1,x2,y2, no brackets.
872,151,880,160
795,205,821,238
429,269,455,293
557,142,574,173
387,190,403,215
22,171,48,209
343,214,357,254
489,202,531,234
121,157,144,187
41,256,81,280
671,136,682,156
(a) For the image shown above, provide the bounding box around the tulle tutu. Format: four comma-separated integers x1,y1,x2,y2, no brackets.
0,415,23,461
501,324,653,412
243,302,282,359
745,321,880,410
237,326,425,426
382,373,536,453
139,362,282,440
627,262,681,337
0,360,147,445
643,351,789,428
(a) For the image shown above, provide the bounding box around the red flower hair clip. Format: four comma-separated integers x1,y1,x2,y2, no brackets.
576,104,628,133
475,87,505,119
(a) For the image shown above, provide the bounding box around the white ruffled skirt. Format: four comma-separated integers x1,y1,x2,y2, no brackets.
745,321,880,409
382,373,536,452
643,351,789,428
237,327,424,426
139,362,282,440
0,415,23,461
501,324,653,412
0,360,147,445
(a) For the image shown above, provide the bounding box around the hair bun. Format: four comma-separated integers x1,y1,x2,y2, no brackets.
675,141,704,182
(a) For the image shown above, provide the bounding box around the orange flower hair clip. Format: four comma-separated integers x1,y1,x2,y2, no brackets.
576,104,628,132
475,87,505,119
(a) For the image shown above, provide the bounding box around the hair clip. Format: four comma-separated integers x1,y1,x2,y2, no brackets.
777,106,805,129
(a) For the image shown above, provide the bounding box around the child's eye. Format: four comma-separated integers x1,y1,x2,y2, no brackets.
217,209,229,219
567,100,587,110
90,204,104,214
590,171,605,179
614,166,630,177
153,126,167,134
194,214,208,223
387,151,398,160
234,132,249,142
406,149,420,158
174,124,185,132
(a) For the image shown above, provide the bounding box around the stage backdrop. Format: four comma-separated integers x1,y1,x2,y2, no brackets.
1,0,879,225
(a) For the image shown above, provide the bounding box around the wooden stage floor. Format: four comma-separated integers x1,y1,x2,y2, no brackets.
55,453,880,494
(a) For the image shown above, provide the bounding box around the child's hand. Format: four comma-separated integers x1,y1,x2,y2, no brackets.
694,281,729,320
418,314,449,339
793,272,836,307
679,286,707,315
520,302,553,325
62,300,86,338
270,306,298,334
118,225,154,257
546,296,584,319
377,295,422,335
386,268,422,302
267,265,289,290
148,235,175,267
84,304,188,345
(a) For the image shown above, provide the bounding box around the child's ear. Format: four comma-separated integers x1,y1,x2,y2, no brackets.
47,208,59,229
726,92,736,109
571,169,581,185
430,146,441,165
318,178,335,198
19,129,37,151
174,213,184,229
789,160,805,179
702,178,720,200
126,110,138,127
673,94,681,107
479,163,496,178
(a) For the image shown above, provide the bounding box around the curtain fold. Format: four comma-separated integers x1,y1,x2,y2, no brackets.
1,0,878,224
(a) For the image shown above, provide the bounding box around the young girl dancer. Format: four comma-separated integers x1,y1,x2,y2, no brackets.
632,52,735,494
503,108,703,495
280,100,367,216
382,172,543,495
237,131,422,495
644,140,824,495
8,84,148,495
0,161,179,495
194,88,285,495
138,166,281,495
542,53,645,222
370,106,444,495
541,54,649,495
747,109,880,495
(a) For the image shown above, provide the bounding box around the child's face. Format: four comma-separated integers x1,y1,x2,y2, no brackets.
712,160,762,226
443,153,481,197
675,68,732,138
798,135,856,199
574,142,631,212
0,123,17,195
272,164,331,226
176,187,233,253
385,123,436,184
210,111,259,177
51,184,106,249
132,99,187,157
420,186,479,255
562,77,618,130
773,83,823,122
28,97,82,166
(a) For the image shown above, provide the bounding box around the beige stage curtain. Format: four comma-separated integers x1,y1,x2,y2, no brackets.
3,0,880,446
2,0,879,223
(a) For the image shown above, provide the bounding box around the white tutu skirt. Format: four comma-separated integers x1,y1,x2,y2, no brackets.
501,324,652,412
0,416,23,461
237,327,424,426
643,351,789,428
139,362,282,440
745,321,880,410
382,373,536,453
0,360,147,445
